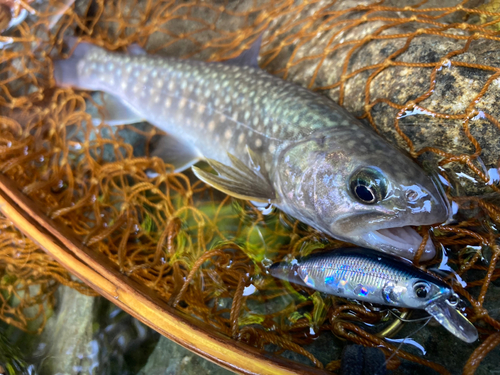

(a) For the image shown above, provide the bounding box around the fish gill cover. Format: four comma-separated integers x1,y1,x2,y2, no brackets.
0,0,499,373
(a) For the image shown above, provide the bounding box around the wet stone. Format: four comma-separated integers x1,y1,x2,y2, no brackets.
264,0,500,197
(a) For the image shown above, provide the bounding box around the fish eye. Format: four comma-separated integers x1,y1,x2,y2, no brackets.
349,168,388,205
413,281,430,299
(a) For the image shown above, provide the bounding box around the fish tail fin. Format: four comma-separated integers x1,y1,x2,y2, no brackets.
53,38,102,89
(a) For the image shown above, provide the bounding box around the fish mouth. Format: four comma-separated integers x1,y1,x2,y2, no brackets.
365,226,435,261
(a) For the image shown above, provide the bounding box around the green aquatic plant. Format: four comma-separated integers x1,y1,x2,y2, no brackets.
0,329,30,375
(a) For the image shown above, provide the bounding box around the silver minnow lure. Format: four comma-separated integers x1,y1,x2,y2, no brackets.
53,38,449,260
270,248,478,343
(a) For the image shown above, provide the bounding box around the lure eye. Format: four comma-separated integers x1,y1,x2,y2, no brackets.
349,168,388,205
413,281,430,299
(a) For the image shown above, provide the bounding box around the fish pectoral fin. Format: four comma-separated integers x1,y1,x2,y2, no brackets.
91,93,144,126
151,134,201,172
192,155,275,203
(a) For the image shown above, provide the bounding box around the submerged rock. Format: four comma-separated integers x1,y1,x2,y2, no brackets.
138,336,235,375
35,285,96,375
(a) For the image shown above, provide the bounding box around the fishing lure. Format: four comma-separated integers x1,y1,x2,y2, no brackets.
53,36,449,260
270,248,478,343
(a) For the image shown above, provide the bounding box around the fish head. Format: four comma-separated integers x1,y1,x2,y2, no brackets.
389,277,478,342
383,277,451,309
275,132,449,260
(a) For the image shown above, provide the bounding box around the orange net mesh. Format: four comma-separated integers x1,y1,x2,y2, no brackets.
0,0,500,373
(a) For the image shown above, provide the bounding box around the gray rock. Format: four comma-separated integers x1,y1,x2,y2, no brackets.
263,0,499,196
36,285,97,375
138,336,235,375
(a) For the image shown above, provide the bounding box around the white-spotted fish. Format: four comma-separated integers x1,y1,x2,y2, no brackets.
270,248,478,343
53,37,449,260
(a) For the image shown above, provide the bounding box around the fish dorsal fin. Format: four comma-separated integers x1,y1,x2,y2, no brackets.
151,134,202,172
90,93,144,126
192,151,275,203
221,34,263,68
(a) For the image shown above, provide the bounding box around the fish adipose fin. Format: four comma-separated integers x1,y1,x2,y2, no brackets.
192,151,275,203
91,93,144,126
152,134,202,172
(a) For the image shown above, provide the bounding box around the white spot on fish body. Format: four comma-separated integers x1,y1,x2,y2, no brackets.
269,144,276,153
244,111,250,121
224,129,232,139
179,98,187,109
272,124,279,133
156,79,164,89
238,133,245,144
255,138,262,148
252,117,259,126
168,81,175,91
208,121,215,132
220,114,226,122
198,104,206,114
165,97,172,108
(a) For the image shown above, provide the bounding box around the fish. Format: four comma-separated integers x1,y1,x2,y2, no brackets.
270,248,478,343
53,37,449,261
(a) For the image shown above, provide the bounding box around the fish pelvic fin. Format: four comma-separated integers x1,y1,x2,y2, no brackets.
151,134,202,172
90,93,144,126
192,152,275,203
